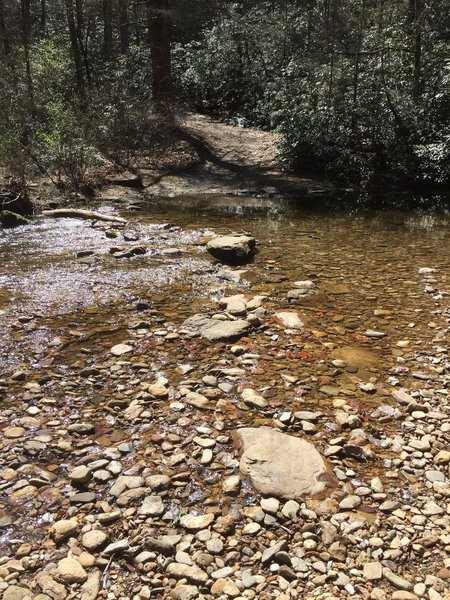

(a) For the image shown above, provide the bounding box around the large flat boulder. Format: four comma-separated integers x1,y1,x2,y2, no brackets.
206,235,256,264
237,427,329,499
182,314,251,342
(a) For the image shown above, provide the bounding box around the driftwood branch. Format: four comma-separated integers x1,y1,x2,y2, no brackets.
42,208,127,224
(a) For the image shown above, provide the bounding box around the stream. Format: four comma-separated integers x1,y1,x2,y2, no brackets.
0,192,449,599
1,193,449,374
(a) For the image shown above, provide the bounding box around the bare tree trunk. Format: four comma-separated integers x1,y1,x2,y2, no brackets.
327,0,337,109
118,0,129,53
65,0,86,102
148,0,173,105
408,0,423,101
103,0,113,56
351,0,366,130
0,0,10,55
21,0,34,105
40,0,46,32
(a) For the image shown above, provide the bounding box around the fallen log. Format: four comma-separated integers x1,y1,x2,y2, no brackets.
42,208,127,224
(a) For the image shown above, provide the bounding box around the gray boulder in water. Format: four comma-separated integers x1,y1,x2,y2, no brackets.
0,210,32,228
206,235,256,264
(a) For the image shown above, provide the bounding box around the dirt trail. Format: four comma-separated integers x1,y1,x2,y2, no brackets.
101,114,331,200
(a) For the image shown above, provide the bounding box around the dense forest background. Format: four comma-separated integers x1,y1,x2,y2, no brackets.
0,0,448,192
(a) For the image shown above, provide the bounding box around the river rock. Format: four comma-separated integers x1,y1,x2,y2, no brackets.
166,563,208,584
219,294,247,315
57,557,88,584
364,562,383,581
169,585,200,600
0,210,32,228
81,530,108,550
275,311,304,329
138,495,165,516
434,451,450,465
236,427,328,498
182,314,251,341
51,519,80,543
241,388,268,408
110,343,133,356
80,569,101,600
2,585,34,600
180,513,215,530
206,235,256,264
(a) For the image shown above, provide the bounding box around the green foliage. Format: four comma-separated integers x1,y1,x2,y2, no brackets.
0,0,448,189
35,102,101,192
174,0,450,186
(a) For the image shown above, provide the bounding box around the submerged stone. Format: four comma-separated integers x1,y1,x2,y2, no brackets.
275,311,304,329
237,426,329,499
182,314,251,341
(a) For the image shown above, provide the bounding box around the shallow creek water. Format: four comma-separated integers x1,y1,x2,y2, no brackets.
1,194,449,372
0,193,449,550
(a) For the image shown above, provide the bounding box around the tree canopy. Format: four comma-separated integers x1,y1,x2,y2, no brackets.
0,0,448,189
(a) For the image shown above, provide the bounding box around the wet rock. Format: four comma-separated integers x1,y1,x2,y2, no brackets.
275,311,304,329
182,314,252,342
237,427,328,498
206,235,256,264
110,343,133,356
161,247,182,257
0,515,14,528
0,211,32,228
287,288,310,300
219,294,247,316
110,245,146,258
241,388,267,408
4,427,26,438
57,557,88,584
364,329,387,338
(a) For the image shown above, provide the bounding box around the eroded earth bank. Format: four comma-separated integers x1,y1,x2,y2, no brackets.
0,197,449,600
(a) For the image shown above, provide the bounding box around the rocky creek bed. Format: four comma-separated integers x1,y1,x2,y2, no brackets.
0,196,449,600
